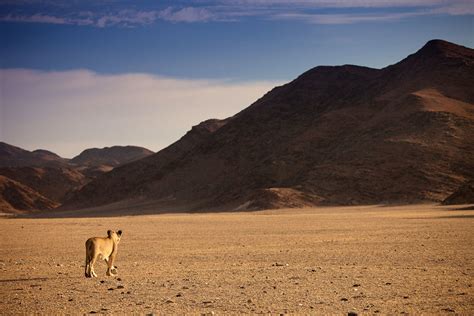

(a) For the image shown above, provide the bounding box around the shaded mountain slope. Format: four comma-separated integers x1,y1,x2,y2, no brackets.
0,175,58,214
0,167,87,203
63,40,474,212
0,142,155,212
442,180,474,205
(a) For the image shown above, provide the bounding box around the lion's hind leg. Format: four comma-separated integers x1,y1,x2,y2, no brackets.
89,252,98,278
90,259,98,277
85,255,91,278
85,241,92,278
105,255,117,276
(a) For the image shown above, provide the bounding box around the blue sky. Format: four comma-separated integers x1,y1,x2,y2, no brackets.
0,0,473,157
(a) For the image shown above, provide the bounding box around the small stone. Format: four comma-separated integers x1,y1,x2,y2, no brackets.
68,298,73,302
108,288,114,291
117,285,124,289
117,277,122,281
247,299,253,303
90,311,97,314
176,293,182,297
340,298,349,302
385,282,391,285
165,299,174,304
100,280,105,284
442,308,455,313
353,284,361,287
348,312,358,316
403,296,409,299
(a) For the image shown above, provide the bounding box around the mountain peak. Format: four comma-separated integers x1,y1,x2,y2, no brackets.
415,39,474,59
33,149,62,159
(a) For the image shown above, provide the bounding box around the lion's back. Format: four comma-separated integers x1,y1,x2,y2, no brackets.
86,237,113,256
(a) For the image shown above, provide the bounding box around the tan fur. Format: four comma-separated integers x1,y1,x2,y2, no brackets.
84,230,122,278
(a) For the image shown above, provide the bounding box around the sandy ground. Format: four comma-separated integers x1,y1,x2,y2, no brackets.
0,204,473,315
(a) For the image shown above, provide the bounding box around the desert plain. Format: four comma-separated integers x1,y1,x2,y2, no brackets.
0,204,473,315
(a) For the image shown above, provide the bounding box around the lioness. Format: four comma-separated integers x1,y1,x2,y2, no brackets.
85,230,122,278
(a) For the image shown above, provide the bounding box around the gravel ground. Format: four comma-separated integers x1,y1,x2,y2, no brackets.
0,204,473,315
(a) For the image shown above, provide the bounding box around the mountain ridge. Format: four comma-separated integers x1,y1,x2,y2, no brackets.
61,39,474,213
0,142,154,213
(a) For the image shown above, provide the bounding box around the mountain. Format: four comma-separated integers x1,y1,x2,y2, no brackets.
60,40,474,212
0,167,87,203
70,146,154,168
0,175,58,214
0,142,154,212
0,142,68,168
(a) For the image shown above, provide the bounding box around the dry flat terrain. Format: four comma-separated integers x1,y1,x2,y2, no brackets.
0,205,473,314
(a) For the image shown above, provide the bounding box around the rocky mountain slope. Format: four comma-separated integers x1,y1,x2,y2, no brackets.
0,175,58,214
443,181,474,205
62,40,474,213
0,167,87,202
0,143,153,212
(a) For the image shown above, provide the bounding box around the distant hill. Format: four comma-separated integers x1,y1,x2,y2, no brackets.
0,167,87,203
70,146,154,168
0,142,68,168
0,175,58,214
0,142,154,212
63,40,474,212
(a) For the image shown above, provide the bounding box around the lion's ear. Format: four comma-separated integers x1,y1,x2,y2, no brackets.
107,230,112,237
117,230,122,236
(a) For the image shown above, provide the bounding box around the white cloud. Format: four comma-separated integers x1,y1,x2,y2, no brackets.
158,7,214,23
213,0,469,8
0,0,472,26
0,69,281,158
0,13,94,25
274,11,426,24
95,10,165,28
0,7,214,27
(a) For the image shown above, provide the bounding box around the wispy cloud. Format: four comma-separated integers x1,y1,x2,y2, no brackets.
0,0,473,26
0,7,216,27
271,1,474,24
273,11,429,24
0,68,280,157
158,7,215,23
0,11,159,27
0,13,94,26
212,0,472,9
